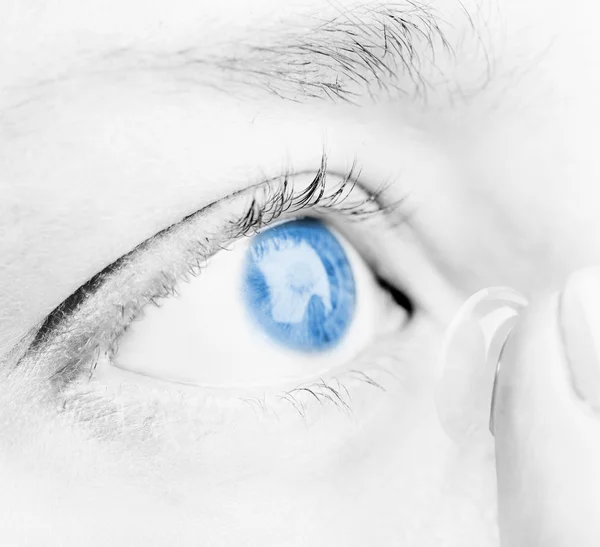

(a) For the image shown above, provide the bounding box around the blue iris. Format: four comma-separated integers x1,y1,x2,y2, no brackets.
242,218,356,352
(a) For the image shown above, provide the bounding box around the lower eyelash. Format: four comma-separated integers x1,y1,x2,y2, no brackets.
270,370,388,419
54,351,402,448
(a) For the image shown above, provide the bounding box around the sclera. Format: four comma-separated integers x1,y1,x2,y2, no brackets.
435,287,529,445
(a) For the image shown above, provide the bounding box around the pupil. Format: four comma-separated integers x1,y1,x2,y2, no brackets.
242,218,356,352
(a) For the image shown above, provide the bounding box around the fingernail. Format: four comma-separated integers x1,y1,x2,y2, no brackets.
560,267,600,410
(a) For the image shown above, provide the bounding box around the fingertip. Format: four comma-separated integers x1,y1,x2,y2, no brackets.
494,288,600,546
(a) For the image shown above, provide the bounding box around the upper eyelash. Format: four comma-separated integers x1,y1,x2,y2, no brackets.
19,153,404,389
227,152,395,238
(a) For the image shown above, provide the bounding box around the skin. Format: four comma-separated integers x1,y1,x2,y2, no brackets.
1,0,600,545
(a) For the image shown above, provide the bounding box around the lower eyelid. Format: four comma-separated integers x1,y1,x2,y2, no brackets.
53,311,434,454
56,358,394,448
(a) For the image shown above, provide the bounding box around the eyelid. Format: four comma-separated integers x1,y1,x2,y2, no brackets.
21,154,406,390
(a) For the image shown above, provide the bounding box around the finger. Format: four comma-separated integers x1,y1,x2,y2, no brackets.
493,268,600,547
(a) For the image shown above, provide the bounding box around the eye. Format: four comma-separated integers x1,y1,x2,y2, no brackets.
26,158,419,419
109,217,406,388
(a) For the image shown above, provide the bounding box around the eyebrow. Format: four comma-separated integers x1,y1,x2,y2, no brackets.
91,1,459,105
2,1,478,115
204,2,455,102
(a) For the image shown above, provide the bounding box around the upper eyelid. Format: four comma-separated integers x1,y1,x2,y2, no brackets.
22,158,396,382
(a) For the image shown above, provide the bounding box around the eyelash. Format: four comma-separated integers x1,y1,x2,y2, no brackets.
230,154,396,236
19,153,412,429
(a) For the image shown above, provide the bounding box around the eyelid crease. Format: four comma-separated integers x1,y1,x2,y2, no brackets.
19,151,409,389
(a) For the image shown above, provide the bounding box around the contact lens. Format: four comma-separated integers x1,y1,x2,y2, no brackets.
242,218,355,352
435,287,529,444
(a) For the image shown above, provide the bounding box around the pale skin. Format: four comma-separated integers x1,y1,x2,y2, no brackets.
1,0,600,545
